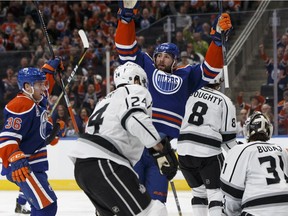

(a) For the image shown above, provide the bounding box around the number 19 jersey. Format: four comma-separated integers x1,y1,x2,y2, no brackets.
177,87,237,157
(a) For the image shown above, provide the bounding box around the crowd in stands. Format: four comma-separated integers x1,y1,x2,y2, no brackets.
236,29,288,136
0,1,259,136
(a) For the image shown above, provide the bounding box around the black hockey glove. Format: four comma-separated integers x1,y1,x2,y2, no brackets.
149,137,179,180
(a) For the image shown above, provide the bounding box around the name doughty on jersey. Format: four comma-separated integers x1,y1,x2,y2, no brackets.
193,90,223,105
152,70,182,94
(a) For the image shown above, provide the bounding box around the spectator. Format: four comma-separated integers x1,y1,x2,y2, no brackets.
278,88,288,111
3,74,18,103
65,118,77,137
237,91,265,116
186,42,204,64
236,108,248,136
82,83,97,114
1,12,18,37
177,51,193,66
136,8,155,29
191,16,202,33
2,66,15,88
191,32,209,56
201,22,212,44
174,4,192,30
259,43,288,101
77,107,90,134
172,31,187,52
261,103,274,125
52,104,69,137
279,101,288,134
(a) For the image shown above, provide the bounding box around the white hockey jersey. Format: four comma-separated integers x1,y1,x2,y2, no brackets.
177,87,237,157
69,84,161,168
220,141,288,216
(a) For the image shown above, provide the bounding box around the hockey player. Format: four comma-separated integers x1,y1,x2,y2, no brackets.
177,74,237,216
115,0,233,202
221,111,288,215
0,58,65,216
69,61,178,216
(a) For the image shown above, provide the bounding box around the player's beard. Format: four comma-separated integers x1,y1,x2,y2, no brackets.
156,63,173,73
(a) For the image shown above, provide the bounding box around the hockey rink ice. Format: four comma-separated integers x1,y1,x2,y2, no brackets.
0,190,192,215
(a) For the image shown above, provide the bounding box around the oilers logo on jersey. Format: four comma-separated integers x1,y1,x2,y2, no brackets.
152,70,182,95
39,110,48,140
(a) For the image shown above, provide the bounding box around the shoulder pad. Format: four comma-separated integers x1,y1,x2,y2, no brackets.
6,94,35,114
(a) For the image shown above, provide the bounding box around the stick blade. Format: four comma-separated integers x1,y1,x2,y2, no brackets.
78,29,89,49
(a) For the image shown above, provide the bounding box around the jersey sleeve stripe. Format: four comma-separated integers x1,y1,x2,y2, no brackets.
220,178,244,199
0,140,18,148
242,194,288,209
115,40,137,50
202,62,222,79
0,131,23,139
121,108,146,130
131,115,159,141
152,113,182,126
119,55,137,61
152,107,183,120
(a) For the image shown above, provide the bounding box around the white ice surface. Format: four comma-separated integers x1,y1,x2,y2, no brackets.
0,190,193,216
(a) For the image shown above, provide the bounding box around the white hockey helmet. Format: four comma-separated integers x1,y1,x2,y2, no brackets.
113,61,148,88
243,111,273,141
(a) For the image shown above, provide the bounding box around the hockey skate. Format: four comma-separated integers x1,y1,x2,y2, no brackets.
15,199,31,214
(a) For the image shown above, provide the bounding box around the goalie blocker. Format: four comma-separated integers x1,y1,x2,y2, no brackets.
149,137,178,181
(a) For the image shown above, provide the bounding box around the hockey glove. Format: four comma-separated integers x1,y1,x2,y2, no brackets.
210,13,232,46
42,57,64,74
149,137,179,180
118,0,139,24
8,150,31,183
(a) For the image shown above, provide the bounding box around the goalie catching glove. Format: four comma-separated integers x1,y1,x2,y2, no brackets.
149,137,179,180
118,0,139,24
210,13,232,46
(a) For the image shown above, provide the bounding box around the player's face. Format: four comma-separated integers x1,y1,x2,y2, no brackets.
33,80,48,100
155,52,174,73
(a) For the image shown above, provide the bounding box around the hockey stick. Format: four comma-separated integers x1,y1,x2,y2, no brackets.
34,1,80,133
170,181,182,216
219,0,229,88
49,29,89,117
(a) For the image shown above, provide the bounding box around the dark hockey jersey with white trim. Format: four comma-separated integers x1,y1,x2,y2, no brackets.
177,87,237,157
220,141,288,215
69,84,161,167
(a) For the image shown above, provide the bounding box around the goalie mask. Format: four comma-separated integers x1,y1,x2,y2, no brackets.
243,111,273,142
114,61,148,88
